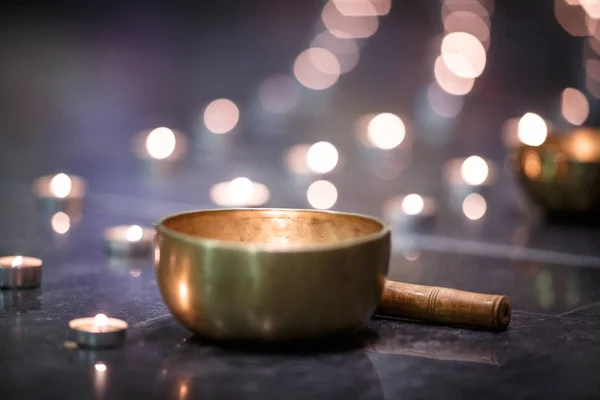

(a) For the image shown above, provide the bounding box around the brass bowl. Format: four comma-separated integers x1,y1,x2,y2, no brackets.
515,128,600,218
154,208,391,341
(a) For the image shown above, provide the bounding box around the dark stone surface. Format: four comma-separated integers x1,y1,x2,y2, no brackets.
2,1,600,399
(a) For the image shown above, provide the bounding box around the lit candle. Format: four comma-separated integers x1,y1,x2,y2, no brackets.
0,256,42,289
69,313,128,348
209,177,270,207
32,174,86,217
383,194,437,228
33,173,86,200
104,225,154,256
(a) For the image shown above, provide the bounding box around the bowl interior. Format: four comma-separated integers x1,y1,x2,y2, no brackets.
161,209,386,246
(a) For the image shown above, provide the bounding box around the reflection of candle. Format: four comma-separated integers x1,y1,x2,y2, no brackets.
95,363,107,372
0,256,43,289
51,211,71,234
32,173,86,200
104,225,154,256
462,193,487,221
209,178,270,207
383,194,436,227
69,313,128,348
306,180,338,210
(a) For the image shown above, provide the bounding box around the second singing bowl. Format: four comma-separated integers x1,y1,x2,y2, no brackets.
515,127,600,217
155,208,391,341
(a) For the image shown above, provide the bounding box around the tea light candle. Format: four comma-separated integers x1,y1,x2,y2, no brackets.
383,194,436,228
0,256,42,289
69,313,128,348
33,173,86,200
104,225,154,256
209,177,270,207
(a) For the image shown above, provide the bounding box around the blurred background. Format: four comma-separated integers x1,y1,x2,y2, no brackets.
0,0,599,256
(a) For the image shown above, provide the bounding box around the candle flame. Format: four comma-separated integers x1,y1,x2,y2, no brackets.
227,177,254,204
401,194,425,215
11,256,23,267
125,225,144,242
94,313,109,327
49,173,73,199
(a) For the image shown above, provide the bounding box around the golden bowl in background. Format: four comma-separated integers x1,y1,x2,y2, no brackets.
515,127,600,217
154,208,391,341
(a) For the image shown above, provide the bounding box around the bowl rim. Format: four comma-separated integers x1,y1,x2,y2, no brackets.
155,208,391,253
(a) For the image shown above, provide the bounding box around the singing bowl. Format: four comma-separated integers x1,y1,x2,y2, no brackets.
515,128,600,217
155,208,391,341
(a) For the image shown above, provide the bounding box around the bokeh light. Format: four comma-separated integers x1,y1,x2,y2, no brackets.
554,0,591,37
586,58,600,98
294,48,341,90
401,194,425,215
427,83,464,118
51,212,71,234
443,0,493,17
501,117,521,148
146,127,176,159
567,129,600,162
561,88,589,125
125,225,143,242
284,144,312,174
460,156,489,185
523,150,542,180
307,180,338,209
581,0,600,19
434,55,475,95
310,31,360,73
518,113,548,146
203,99,240,134
210,179,270,207
367,113,406,149
49,173,72,199
462,193,487,220
332,0,378,16
588,58,600,80
441,32,487,78
588,35,600,55
444,11,490,47
370,0,392,15
258,75,301,114
306,141,339,174
321,0,379,39
227,177,254,204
